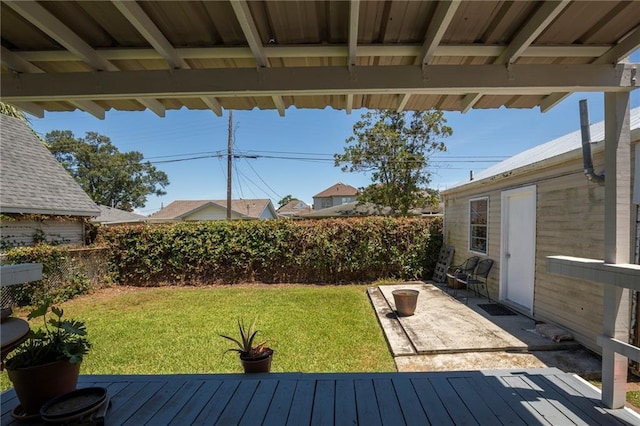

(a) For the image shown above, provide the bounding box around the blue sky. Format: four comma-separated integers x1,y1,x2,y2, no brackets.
29,65,639,216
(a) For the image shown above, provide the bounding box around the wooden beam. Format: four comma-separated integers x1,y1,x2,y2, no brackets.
348,0,360,68
495,1,570,65
1,46,43,73
415,0,461,66
111,0,188,69
594,26,640,65
230,0,266,67
11,102,44,118
10,44,613,63
539,92,570,113
3,64,637,102
397,94,411,112
138,99,165,117
201,96,223,116
4,1,117,71
70,100,105,119
272,96,286,116
461,93,482,113
601,91,631,409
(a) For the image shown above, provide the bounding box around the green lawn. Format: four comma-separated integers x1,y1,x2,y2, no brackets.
1,285,395,391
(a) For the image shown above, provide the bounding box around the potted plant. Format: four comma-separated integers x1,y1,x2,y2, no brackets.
220,318,273,373
4,301,91,415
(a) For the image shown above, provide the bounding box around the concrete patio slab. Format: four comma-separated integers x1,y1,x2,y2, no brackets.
369,282,602,377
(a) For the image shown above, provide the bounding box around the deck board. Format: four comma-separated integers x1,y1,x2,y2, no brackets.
1,369,638,425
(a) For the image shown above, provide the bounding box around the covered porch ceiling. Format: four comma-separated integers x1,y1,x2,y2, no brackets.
1,0,639,119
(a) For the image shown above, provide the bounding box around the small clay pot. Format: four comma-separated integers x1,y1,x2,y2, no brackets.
392,289,420,316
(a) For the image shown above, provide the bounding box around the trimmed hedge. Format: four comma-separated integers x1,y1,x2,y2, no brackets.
99,217,442,285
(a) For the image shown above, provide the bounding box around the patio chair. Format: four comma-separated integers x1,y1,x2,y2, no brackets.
445,256,479,297
457,259,494,304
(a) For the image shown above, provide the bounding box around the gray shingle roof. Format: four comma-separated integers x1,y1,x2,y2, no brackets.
445,106,640,191
92,205,147,224
0,114,99,216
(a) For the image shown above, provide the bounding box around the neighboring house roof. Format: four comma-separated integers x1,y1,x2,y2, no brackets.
0,114,99,216
445,106,640,192
313,183,359,198
277,200,312,216
92,205,147,225
150,199,276,220
302,201,393,218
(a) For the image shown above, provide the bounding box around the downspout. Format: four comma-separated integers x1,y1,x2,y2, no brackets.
579,99,605,185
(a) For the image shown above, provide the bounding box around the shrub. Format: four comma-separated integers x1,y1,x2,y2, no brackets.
98,217,442,285
2,245,92,306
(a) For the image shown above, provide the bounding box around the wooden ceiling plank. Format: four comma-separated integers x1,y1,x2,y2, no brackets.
70,100,105,119
111,0,188,69
415,0,461,66
594,26,640,65
202,96,223,116
4,0,118,72
348,0,360,68
230,0,267,67
495,0,571,65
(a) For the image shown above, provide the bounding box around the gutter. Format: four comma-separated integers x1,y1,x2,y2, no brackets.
579,99,605,185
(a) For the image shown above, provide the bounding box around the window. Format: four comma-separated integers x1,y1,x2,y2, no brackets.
341,197,354,204
469,197,488,254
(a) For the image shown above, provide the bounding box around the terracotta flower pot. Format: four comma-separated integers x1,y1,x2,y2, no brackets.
7,359,81,414
392,289,419,317
240,352,273,373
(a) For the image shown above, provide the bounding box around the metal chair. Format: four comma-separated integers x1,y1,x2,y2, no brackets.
457,259,494,304
445,256,479,297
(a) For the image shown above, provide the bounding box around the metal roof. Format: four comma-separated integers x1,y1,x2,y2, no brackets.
0,114,99,216
445,105,640,191
1,1,639,118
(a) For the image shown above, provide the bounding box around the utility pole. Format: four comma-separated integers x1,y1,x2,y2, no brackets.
226,110,233,220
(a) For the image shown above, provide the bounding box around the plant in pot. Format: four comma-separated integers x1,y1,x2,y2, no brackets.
4,301,91,416
220,318,273,373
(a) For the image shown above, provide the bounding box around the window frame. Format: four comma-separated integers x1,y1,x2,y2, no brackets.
469,196,489,254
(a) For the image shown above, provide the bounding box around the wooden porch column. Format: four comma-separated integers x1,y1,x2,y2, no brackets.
601,91,632,409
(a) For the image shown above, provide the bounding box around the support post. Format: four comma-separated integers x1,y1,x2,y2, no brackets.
227,109,233,220
601,91,632,409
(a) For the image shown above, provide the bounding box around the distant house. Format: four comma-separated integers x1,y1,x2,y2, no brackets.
312,183,358,210
0,114,99,248
277,200,312,218
302,201,443,218
441,106,640,354
92,205,147,226
149,199,278,222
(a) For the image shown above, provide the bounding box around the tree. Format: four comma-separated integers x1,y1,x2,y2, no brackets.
46,130,169,211
335,110,451,215
277,195,298,208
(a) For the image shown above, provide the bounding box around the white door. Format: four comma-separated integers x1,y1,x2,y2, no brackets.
501,186,536,312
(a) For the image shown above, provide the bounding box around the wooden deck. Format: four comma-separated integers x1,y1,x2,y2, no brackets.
2,368,639,425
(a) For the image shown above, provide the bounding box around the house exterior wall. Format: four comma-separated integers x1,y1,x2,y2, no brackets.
184,205,242,221
443,144,614,353
313,195,357,210
1,218,85,249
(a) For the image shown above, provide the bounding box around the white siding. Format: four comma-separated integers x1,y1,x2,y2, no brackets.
1,219,85,248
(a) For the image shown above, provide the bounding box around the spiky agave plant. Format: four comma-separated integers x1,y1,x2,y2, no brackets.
220,318,273,360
